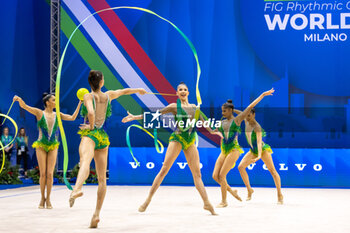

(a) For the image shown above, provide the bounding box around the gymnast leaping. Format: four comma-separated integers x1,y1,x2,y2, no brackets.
68,70,147,228
235,107,283,204
13,93,82,209
122,82,217,215
210,89,275,208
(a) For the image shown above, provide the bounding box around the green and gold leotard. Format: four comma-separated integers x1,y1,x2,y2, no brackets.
32,112,60,152
78,93,112,150
219,119,244,156
246,127,273,156
169,99,197,150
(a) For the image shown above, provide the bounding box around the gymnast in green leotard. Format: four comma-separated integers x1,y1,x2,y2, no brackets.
32,110,60,153
168,98,197,150
122,82,216,215
211,88,275,208
13,93,82,209
78,93,112,150
217,103,244,157
236,108,283,204
69,70,147,228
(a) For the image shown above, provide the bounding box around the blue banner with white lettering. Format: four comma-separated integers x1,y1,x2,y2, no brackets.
109,147,350,187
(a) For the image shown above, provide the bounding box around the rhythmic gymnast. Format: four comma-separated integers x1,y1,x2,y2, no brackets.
68,70,147,228
235,107,283,204
13,93,82,209
122,82,216,215
210,89,275,208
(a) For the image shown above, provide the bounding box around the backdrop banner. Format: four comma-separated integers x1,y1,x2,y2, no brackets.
109,147,350,188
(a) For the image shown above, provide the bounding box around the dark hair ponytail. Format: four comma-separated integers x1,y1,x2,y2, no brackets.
222,99,234,110
88,70,103,91
42,92,52,107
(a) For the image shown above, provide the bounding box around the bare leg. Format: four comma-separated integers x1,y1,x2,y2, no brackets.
212,153,225,184
212,153,242,205
139,141,182,212
226,183,242,202
261,151,283,204
36,148,47,209
90,147,108,228
217,150,240,207
45,148,58,209
70,137,95,207
184,145,216,215
238,152,256,201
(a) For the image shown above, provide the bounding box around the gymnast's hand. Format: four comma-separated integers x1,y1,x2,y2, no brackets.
122,111,135,123
13,95,25,107
138,88,147,95
262,88,275,97
79,124,91,130
13,95,21,102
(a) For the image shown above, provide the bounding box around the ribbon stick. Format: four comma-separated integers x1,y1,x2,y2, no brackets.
146,92,177,96
0,101,14,126
55,7,201,189
126,124,164,166
0,113,18,173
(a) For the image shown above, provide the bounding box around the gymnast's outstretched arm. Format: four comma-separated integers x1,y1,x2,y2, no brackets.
13,95,42,119
60,100,82,121
235,88,275,125
107,88,147,101
121,103,177,123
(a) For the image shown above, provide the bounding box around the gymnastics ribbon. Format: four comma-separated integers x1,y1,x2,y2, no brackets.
0,101,14,126
55,7,202,189
146,92,177,97
0,113,18,173
126,124,164,167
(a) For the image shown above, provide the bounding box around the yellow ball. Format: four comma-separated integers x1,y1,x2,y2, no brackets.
77,88,89,101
